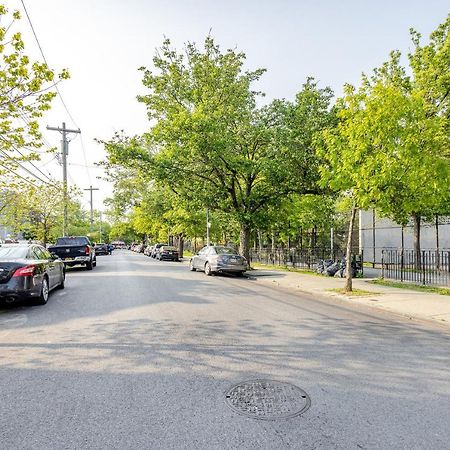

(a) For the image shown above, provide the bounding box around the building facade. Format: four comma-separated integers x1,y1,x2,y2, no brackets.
359,209,450,265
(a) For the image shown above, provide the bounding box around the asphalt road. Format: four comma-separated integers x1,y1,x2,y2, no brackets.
1,250,449,450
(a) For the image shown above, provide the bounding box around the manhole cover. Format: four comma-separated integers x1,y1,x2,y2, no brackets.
225,379,311,420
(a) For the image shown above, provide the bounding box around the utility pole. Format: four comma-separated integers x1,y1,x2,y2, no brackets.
99,212,103,243
47,122,81,236
83,185,99,232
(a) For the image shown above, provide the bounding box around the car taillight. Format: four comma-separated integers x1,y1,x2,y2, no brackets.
13,265,36,277
85,246,90,255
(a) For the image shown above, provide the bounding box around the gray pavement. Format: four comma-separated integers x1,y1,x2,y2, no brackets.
1,250,449,449
248,267,450,326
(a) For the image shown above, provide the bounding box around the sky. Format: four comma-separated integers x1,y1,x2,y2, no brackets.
3,0,449,213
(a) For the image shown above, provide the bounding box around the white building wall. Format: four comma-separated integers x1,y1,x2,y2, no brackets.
359,209,450,264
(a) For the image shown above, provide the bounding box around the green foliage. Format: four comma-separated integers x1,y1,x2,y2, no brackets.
102,37,334,258
0,4,69,185
317,25,450,226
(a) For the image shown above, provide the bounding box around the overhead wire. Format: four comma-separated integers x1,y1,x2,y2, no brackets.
0,161,42,188
8,143,56,184
19,0,93,185
0,148,56,186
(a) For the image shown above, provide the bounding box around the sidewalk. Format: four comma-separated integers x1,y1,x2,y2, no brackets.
246,267,450,327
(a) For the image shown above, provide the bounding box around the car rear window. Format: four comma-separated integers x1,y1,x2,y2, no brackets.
215,247,235,255
56,237,89,246
0,246,28,258
163,246,177,251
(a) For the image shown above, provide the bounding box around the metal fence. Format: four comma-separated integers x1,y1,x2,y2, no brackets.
250,248,360,271
381,250,450,286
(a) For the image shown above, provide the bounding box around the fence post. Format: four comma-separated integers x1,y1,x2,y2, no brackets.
448,252,450,287
400,249,404,283
422,251,426,285
381,250,384,279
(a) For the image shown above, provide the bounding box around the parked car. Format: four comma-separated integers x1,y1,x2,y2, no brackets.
48,236,96,270
189,246,247,276
144,245,154,256
95,243,109,256
0,244,65,305
157,245,179,261
151,243,167,258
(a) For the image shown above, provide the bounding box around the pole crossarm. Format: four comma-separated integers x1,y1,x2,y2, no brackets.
46,125,81,134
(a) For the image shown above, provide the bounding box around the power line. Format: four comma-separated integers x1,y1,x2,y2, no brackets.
8,143,56,184
0,161,41,188
20,0,78,129
0,148,55,186
20,0,93,184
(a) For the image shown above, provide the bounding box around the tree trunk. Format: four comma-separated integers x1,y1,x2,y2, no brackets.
345,202,357,292
177,233,184,258
412,212,421,270
239,223,251,263
257,229,262,252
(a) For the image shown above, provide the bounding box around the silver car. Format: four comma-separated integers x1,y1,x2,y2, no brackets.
189,246,247,276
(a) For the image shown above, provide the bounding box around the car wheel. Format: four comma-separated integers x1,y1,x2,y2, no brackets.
36,277,49,305
86,260,93,270
189,260,196,271
93,259,97,267
204,262,213,276
236,271,245,277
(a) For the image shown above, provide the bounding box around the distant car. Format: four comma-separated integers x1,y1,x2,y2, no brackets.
0,244,65,305
144,245,153,256
94,243,109,256
151,243,167,258
189,246,247,276
157,245,179,261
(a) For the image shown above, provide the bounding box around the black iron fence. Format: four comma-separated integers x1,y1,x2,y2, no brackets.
381,250,450,286
250,247,361,271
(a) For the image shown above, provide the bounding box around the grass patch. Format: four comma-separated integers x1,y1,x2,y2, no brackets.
328,288,380,297
182,250,194,257
368,278,450,296
250,262,321,276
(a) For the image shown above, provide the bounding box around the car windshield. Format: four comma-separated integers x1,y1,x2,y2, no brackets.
56,237,88,246
214,247,236,255
0,246,28,259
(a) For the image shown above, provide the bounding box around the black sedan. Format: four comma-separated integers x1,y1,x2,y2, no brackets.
0,244,65,305
156,245,179,261
94,243,109,256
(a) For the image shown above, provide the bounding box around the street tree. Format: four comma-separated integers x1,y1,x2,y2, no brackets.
102,38,334,260
0,4,68,185
1,182,79,245
317,26,450,290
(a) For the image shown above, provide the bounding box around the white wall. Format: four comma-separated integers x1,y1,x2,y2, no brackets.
359,209,450,264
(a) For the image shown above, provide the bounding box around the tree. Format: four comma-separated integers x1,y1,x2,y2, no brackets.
0,4,68,185
317,21,450,290
1,182,75,245
102,38,334,261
